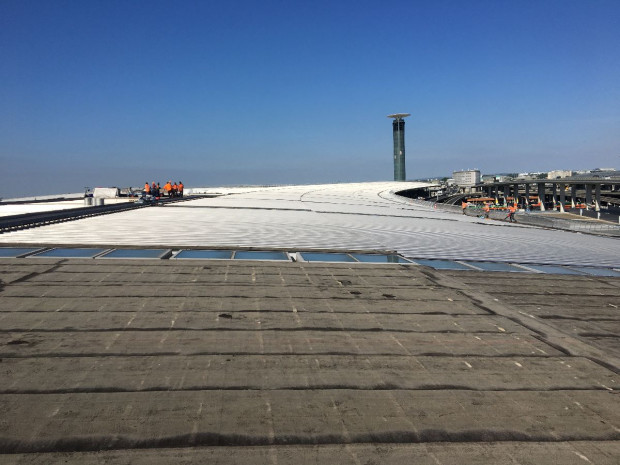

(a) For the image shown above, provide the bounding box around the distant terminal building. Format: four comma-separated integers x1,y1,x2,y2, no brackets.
517,172,543,180
548,170,572,179
453,170,481,188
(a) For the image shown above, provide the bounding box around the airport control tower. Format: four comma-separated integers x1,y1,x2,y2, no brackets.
388,113,410,181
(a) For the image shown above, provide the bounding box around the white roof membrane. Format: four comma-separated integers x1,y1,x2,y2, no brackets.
0,182,618,267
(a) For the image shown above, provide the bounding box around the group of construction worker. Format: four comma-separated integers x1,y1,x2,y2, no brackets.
461,200,517,222
143,181,183,198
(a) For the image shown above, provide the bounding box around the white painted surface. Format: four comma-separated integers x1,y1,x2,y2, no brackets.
93,187,120,198
0,200,86,218
0,182,618,267
0,198,136,218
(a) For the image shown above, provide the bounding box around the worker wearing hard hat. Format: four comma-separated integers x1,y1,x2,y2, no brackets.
483,203,490,219
164,181,173,197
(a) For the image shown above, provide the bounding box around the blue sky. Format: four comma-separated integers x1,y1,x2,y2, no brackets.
1,0,619,197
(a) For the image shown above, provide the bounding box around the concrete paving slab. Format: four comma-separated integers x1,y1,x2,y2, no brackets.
1,390,619,453
43,261,427,278
442,271,620,366
1,355,616,393
0,312,523,333
1,258,619,462
0,272,36,284
1,283,468,302
498,294,620,307
0,264,58,286
0,330,562,357
441,271,617,289
580,337,620,359
544,318,620,337
517,304,620,320
23,270,437,288
0,263,59,274
2,441,620,465
0,295,486,314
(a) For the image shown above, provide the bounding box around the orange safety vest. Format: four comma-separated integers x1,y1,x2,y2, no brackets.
164,182,172,192
178,183,184,192
172,183,178,191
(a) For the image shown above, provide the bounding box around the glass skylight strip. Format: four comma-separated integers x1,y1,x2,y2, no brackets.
350,253,412,263
173,250,234,260
300,252,357,262
568,267,620,277
97,249,172,259
412,259,475,271
523,264,586,275
0,247,44,258
233,251,290,261
461,261,528,272
30,248,109,258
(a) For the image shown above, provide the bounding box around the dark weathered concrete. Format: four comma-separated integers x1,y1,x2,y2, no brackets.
440,269,620,360
3,442,620,465
1,355,616,393
1,259,619,463
0,311,523,332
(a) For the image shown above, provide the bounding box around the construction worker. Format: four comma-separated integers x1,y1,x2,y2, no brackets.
172,182,178,197
507,204,517,223
461,200,468,215
483,203,490,219
144,182,150,195
164,181,172,197
178,182,184,197
151,182,158,197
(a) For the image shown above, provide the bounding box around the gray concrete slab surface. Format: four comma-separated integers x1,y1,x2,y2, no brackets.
3,442,620,465
1,259,619,463
440,270,620,360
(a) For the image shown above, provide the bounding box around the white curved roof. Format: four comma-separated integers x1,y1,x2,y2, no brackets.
0,181,618,267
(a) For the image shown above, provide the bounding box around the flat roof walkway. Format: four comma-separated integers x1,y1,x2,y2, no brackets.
1,258,619,463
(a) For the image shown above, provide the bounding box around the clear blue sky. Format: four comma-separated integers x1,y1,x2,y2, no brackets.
1,0,619,197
